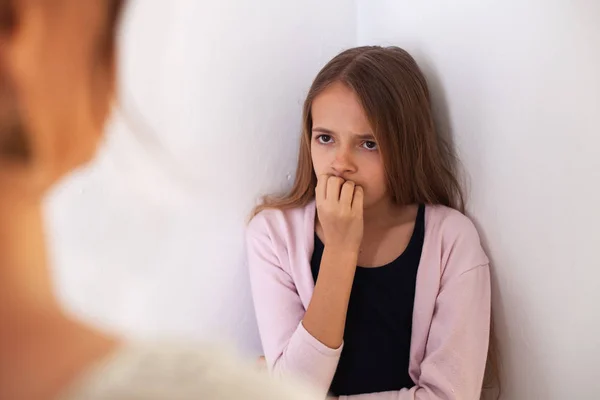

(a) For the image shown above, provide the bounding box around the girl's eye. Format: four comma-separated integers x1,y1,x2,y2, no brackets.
317,135,333,144
363,141,378,150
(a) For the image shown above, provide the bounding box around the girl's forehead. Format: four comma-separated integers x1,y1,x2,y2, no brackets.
312,85,371,130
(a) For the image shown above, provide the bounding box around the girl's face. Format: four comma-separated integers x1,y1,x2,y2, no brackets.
0,1,121,197
310,81,388,210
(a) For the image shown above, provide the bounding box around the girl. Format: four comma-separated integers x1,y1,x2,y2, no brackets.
247,46,492,399
0,1,317,399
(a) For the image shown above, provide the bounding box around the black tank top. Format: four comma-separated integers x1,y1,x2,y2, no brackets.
310,204,425,396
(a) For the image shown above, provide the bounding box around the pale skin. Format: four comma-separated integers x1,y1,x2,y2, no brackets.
0,2,120,399
259,82,419,379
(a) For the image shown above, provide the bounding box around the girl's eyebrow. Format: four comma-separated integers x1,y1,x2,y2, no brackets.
312,127,375,140
312,127,335,134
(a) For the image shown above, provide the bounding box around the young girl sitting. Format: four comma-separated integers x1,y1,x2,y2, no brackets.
246,46,491,399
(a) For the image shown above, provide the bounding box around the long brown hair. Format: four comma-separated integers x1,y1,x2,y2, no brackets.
252,45,500,397
253,45,464,217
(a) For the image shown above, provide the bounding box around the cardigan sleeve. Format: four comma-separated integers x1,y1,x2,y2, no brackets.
339,265,490,400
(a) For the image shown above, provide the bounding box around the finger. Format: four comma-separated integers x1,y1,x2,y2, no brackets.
315,174,329,201
326,176,344,201
351,185,364,211
339,180,356,208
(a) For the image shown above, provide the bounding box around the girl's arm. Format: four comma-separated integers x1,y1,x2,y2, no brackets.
247,176,364,398
246,217,356,397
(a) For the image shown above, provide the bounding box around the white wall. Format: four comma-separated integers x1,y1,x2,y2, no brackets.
357,1,600,399
46,0,356,355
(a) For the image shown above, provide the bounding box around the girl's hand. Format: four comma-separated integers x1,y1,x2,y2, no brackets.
315,175,364,252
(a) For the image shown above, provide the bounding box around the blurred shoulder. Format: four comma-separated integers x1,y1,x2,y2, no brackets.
61,341,319,400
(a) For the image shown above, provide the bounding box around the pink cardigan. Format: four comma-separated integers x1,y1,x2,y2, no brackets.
246,200,491,400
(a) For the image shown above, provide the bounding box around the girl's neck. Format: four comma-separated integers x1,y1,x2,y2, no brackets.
362,198,416,230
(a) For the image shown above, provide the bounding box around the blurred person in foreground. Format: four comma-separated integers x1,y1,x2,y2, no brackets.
0,1,319,399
